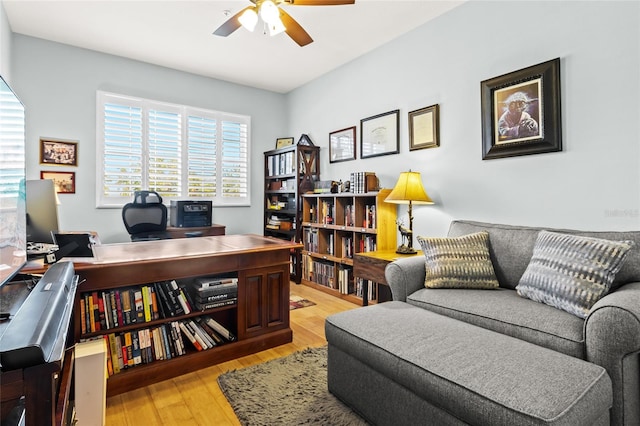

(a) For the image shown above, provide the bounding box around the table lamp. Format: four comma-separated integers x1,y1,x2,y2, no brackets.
385,170,434,254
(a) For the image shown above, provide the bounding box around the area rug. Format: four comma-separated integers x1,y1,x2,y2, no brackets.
289,295,316,310
218,346,368,425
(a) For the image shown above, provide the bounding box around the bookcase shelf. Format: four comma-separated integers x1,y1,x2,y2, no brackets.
70,235,298,397
263,143,320,283
300,190,396,305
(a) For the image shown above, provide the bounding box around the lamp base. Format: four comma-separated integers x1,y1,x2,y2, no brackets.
395,245,418,255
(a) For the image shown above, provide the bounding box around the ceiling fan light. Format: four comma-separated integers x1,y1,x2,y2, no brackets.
260,0,280,24
239,7,258,32
268,17,286,36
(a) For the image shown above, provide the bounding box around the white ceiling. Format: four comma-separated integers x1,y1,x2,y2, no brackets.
3,0,464,93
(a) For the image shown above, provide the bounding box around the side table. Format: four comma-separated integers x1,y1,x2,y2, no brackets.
353,249,422,306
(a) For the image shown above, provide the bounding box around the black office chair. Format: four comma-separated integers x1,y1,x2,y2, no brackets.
122,190,171,242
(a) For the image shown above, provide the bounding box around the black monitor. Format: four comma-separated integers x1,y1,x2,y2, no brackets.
26,179,59,245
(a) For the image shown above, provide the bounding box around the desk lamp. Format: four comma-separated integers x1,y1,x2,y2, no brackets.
385,170,434,254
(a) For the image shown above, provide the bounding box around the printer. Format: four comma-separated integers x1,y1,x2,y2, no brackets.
169,200,212,228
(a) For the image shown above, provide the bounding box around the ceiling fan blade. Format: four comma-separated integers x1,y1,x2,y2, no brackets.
212,6,252,37
287,0,355,5
279,8,314,47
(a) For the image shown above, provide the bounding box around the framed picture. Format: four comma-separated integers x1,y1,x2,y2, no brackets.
481,58,562,160
276,137,294,149
329,126,356,163
40,171,76,194
409,104,440,151
360,109,399,159
40,138,78,166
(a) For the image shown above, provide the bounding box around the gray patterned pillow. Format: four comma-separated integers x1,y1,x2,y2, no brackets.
516,230,635,319
417,231,499,289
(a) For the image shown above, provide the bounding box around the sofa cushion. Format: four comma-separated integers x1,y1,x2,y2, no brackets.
447,220,640,290
407,287,586,359
416,231,499,289
516,231,634,319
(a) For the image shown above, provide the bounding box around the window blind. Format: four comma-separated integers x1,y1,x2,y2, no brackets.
96,91,250,207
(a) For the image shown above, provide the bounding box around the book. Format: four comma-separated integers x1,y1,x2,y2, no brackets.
179,322,203,351
203,316,236,341
134,290,144,323
194,298,237,311
196,317,224,346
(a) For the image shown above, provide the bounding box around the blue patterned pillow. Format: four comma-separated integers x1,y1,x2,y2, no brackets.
516,231,635,318
417,231,499,289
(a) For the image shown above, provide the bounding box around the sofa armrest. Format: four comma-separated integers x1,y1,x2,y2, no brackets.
384,256,425,302
585,281,640,425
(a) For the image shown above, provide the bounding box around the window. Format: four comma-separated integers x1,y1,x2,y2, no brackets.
96,91,250,207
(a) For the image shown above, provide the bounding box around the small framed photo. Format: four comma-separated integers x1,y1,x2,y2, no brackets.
409,104,440,151
360,109,399,159
40,138,78,166
40,170,76,194
276,137,294,149
329,126,356,163
481,58,562,160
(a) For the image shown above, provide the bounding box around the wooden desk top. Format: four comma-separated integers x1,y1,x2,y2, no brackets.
21,234,301,274
355,249,422,263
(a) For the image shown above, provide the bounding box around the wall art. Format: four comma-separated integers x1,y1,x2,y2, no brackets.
360,109,399,159
329,126,356,163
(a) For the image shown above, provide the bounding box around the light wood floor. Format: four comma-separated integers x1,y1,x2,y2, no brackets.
104,284,358,425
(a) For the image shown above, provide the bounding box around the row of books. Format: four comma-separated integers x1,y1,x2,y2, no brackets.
80,279,238,334
337,266,354,295
355,277,377,300
89,315,236,376
349,172,376,194
302,255,336,289
303,228,319,253
267,151,297,176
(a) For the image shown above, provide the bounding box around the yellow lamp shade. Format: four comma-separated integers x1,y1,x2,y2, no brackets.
385,171,434,205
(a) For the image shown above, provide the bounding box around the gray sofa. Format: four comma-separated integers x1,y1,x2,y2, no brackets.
325,220,640,425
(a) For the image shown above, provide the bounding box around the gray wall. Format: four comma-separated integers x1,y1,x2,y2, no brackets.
11,35,287,243
287,1,640,238
4,1,640,246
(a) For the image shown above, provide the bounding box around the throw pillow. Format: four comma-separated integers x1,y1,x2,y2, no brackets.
417,231,499,289
516,230,635,319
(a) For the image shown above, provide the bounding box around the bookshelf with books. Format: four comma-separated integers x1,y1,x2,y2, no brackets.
264,141,320,283
300,189,396,305
69,235,298,396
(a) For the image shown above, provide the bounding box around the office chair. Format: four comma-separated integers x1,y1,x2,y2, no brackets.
122,190,171,242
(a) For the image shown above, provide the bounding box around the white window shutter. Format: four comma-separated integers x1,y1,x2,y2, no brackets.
101,101,143,203
187,115,216,198
219,119,249,205
148,109,181,198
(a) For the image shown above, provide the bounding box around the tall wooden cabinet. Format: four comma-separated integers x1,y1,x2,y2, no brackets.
300,190,396,305
263,142,320,283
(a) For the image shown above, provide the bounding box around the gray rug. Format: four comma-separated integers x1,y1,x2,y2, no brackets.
218,346,368,425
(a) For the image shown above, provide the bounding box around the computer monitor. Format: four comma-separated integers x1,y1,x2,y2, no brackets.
26,179,59,245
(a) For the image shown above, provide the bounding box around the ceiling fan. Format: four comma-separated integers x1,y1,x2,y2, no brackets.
213,0,355,47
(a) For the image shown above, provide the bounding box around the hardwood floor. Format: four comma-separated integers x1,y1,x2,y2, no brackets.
104,284,358,425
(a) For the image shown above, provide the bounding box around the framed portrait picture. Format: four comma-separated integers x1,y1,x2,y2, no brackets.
481,58,562,160
40,138,78,166
329,126,356,163
360,109,399,159
40,171,76,194
409,104,440,151
276,137,294,149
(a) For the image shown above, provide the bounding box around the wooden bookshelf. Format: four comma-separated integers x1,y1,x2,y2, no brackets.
300,190,396,305
263,143,320,283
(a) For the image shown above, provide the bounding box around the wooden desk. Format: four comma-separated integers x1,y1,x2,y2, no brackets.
354,249,422,306
166,224,225,238
73,235,299,396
